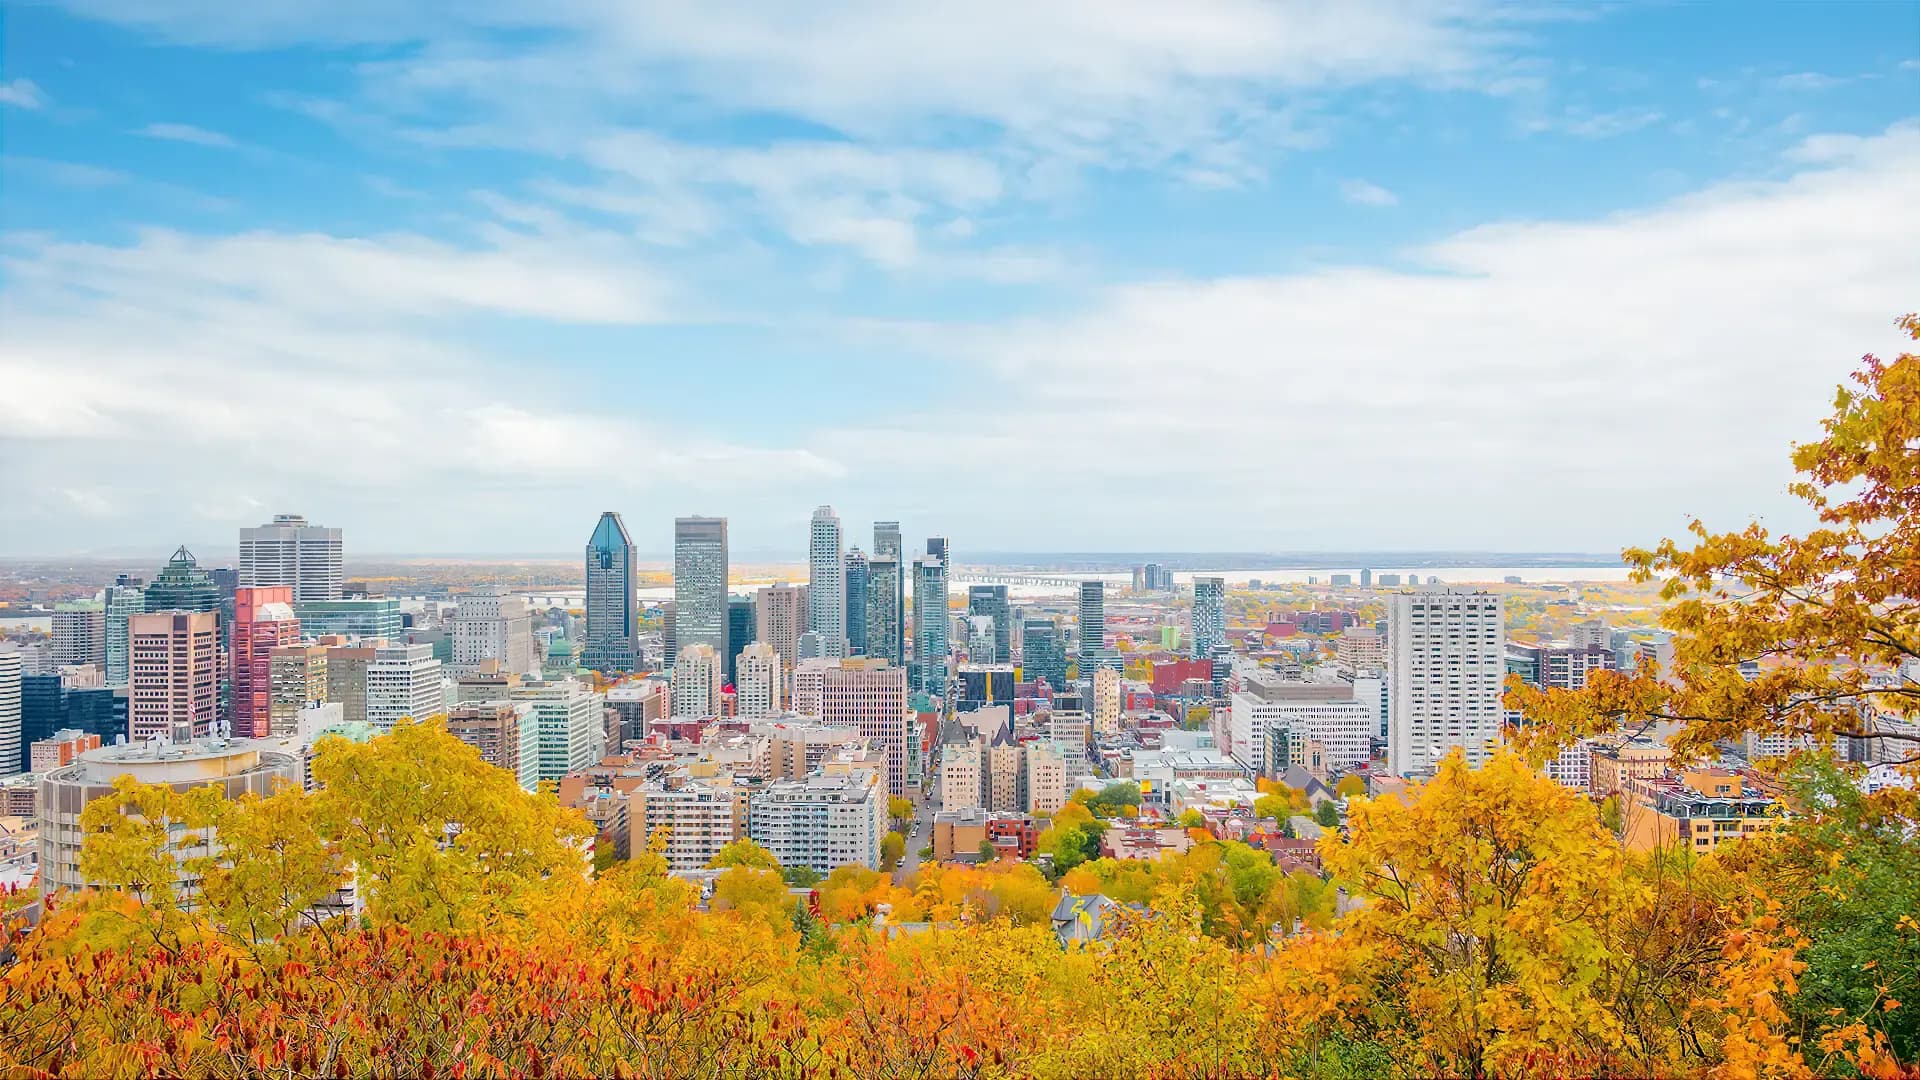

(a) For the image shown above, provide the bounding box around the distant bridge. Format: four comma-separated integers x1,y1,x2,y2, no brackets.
950,572,1098,589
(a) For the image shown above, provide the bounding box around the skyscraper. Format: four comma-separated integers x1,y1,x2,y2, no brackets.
670,643,724,717
128,610,219,742
1021,618,1067,691
1388,588,1507,776
736,642,782,718
583,512,637,673
144,546,222,614
103,576,146,688
727,595,756,686
756,584,807,680
238,513,344,603
1077,580,1110,670
52,601,106,668
865,555,901,666
967,585,1010,664
820,659,909,795
673,516,729,669
807,506,845,658
1191,576,1226,661
231,586,299,738
365,643,444,733
844,548,869,657
912,538,950,695
0,647,20,779
873,522,905,664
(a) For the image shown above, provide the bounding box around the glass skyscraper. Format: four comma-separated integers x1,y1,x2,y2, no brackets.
1191,576,1226,660
967,584,1010,664
583,511,637,673
1077,580,1114,670
673,516,729,671
726,595,755,685
843,548,869,657
913,537,949,695
143,546,222,613
872,522,905,665
807,506,845,658
103,576,146,688
1022,618,1068,692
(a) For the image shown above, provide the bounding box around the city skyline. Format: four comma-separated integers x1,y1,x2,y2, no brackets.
4,4,1917,555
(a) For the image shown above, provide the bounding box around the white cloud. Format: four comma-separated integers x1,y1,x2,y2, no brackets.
1772,72,1850,91
136,122,239,148
1339,179,1399,207
1522,106,1664,138
0,78,46,108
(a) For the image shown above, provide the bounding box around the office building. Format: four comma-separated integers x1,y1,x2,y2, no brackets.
1388,589,1507,776
37,738,300,899
128,611,219,743
1335,627,1388,677
0,648,19,779
820,659,909,795
736,642,782,718
755,584,807,682
958,664,1016,712
1510,642,1617,691
512,677,604,782
365,643,443,733
143,547,222,614
872,523,907,664
807,506,846,658
583,511,639,673
673,516,730,669
103,577,146,688
292,597,401,642
844,548,869,657
451,592,535,676
749,771,887,874
238,513,344,603
913,539,950,695
670,643,725,718
726,595,756,685
965,585,1010,664
1021,618,1068,691
268,644,329,737
1232,695,1373,776
231,586,300,738
52,601,105,668
1077,581,1111,670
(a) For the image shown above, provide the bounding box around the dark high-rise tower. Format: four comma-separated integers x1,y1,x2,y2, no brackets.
844,547,869,657
872,522,905,665
673,516,729,671
583,512,637,673
968,584,1010,664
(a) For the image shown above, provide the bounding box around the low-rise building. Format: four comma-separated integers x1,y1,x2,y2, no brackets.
1622,768,1778,853
748,771,887,874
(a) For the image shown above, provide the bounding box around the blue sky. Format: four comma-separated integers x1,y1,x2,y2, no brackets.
1,0,1917,558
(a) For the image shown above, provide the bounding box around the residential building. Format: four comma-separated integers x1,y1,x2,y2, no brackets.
52,601,105,668
1623,768,1778,853
1231,694,1373,776
322,643,375,726
940,740,984,810
1092,666,1122,735
670,643,725,718
512,676,604,783
736,643,782,719
808,506,846,658
913,540,950,695
633,782,738,873
1025,742,1069,815
1022,618,1068,691
1047,710,1091,774
446,701,539,789
293,597,402,642
1335,627,1388,676
451,592,535,676
1568,619,1613,650
768,722,868,780
103,577,146,688
0,648,19,780
755,584,807,683
968,585,1011,664
584,511,639,673
819,659,910,795
1592,738,1674,796
1388,589,1506,776
749,771,888,874
128,610,219,742
844,548,869,657
37,738,301,899
1077,580,1111,669
239,513,343,603
1191,577,1226,661
268,644,329,736
232,586,300,737
30,729,101,773
673,516,730,668
365,643,443,733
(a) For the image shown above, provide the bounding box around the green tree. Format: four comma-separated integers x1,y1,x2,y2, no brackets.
781,864,823,888
1314,801,1340,828
1177,809,1206,829
888,796,915,830
977,839,998,863
1254,794,1287,821
880,831,906,871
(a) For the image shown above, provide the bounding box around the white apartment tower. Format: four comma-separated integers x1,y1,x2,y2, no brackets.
365,643,445,734
0,647,20,779
736,642,783,718
807,506,846,658
239,514,344,603
670,643,725,718
451,592,535,676
511,676,604,782
1388,588,1507,776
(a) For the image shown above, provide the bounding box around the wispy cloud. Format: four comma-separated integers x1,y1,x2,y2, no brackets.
1773,72,1853,91
1339,179,1399,207
0,78,47,109
1,156,131,188
136,121,239,148
1523,106,1664,139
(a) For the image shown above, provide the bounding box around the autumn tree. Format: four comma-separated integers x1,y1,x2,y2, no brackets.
709,838,782,871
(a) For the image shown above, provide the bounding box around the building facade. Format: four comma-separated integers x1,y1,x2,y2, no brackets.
293,598,402,643
365,643,444,733
673,516,730,668
844,548,869,657
967,585,1011,664
913,540,950,695
52,601,106,668
239,513,344,603
1191,577,1226,661
755,584,807,683
670,643,725,718
103,578,146,688
584,511,638,673
807,506,846,658
231,586,300,738
1388,589,1507,776
128,610,219,743
748,772,887,874
821,659,909,796
1077,581,1110,670
736,642,782,718
451,592,535,676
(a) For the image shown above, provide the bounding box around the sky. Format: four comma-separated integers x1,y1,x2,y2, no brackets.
1,1,1917,559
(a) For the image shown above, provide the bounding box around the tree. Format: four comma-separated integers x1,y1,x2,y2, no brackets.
887,796,915,830
1313,800,1340,828
709,838,781,871
1506,314,1920,767
977,839,998,863
880,831,906,871
1177,808,1206,829
1183,705,1212,731
781,864,823,888
1334,775,1367,800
